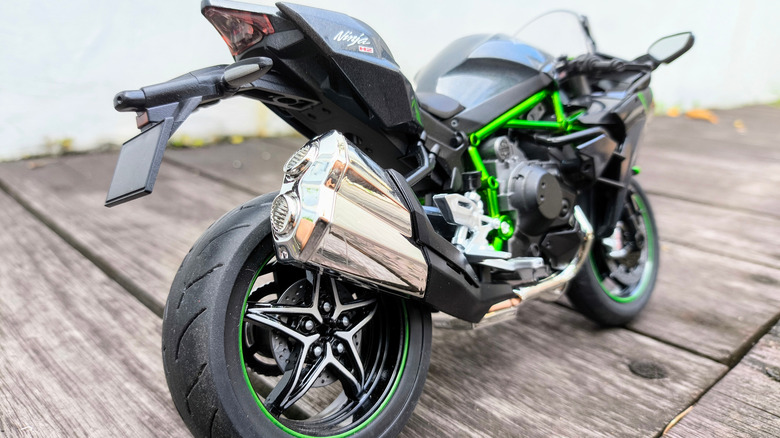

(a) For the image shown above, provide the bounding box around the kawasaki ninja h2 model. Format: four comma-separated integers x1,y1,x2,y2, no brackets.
107,1,694,436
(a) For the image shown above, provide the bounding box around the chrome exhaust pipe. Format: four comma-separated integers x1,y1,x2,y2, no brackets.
434,207,593,330
270,130,428,297
513,206,594,300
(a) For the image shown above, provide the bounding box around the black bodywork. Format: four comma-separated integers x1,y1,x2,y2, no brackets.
234,2,424,175
108,0,685,323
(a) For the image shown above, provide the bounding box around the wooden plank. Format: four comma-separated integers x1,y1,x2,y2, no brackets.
645,106,780,154
663,398,780,438
0,152,256,312
0,118,773,435
665,323,780,437
401,302,727,438
640,107,780,217
0,190,188,437
165,136,302,195
650,194,780,270
167,108,780,218
627,242,780,364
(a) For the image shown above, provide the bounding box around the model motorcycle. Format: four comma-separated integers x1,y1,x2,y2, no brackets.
106,1,693,436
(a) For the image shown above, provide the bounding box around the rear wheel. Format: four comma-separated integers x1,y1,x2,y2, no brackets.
568,180,659,326
163,194,432,438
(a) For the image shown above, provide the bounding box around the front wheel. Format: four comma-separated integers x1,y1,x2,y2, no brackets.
568,179,659,326
162,193,432,438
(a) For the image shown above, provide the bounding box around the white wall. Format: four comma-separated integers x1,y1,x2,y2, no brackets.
1,0,778,161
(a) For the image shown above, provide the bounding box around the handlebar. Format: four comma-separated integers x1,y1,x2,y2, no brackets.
560,54,651,76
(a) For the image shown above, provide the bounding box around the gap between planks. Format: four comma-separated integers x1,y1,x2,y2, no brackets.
654,317,780,438
646,189,780,222
660,236,780,272
0,177,164,317
3,154,771,361
163,156,258,198
3,152,775,437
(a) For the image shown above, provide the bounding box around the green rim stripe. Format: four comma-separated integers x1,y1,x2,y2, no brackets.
592,193,655,303
239,260,410,438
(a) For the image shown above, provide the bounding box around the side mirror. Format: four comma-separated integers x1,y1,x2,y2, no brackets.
648,32,694,65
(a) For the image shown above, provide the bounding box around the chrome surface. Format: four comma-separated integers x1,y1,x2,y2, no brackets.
480,257,544,271
513,205,594,300
271,130,428,297
270,193,297,236
603,220,630,259
433,192,511,261
434,205,592,331
404,142,437,187
283,143,316,177
432,298,522,330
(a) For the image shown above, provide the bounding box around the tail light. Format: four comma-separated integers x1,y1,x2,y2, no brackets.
203,7,275,56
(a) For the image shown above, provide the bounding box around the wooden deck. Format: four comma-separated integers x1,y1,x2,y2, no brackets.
1,106,778,437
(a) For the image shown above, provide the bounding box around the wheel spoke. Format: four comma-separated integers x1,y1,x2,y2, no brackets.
321,343,362,399
264,344,310,415
606,271,629,288
333,306,376,385
264,342,363,414
244,311,318,346
247,277,323,323
330,278,376,319
241,266,399,427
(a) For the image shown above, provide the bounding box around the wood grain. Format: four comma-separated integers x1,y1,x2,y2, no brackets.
627,242,780,364
402,302,727,438
0,106,777,437
0,190,187,437
640,107,780,217
0,152,256,312
665,323,780,437
650,194,780,270
165,136,302,195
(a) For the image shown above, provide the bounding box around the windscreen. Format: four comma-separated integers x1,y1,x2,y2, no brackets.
514,10,594,60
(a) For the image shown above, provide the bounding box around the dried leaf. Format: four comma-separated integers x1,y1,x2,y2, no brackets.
663,405,694,435
685,109,719,124
733,119,746,133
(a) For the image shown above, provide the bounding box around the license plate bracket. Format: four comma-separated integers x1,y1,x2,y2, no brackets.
105,118,174,207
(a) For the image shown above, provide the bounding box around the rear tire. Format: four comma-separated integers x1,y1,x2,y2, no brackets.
568,180,659,326
162,193,432,437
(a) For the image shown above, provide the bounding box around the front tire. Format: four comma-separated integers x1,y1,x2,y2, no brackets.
162,193,432,438
568,180,659,326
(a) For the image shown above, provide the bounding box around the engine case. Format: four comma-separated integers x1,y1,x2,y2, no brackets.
509,163,564,235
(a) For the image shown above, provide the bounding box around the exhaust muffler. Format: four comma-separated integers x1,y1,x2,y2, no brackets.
270,130,591,323
270,130,428,297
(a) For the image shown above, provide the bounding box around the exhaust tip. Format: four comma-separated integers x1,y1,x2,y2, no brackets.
284,143,318,178
271,193,298,236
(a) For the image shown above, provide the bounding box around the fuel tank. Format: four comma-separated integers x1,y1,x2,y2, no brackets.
415,34,555,132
